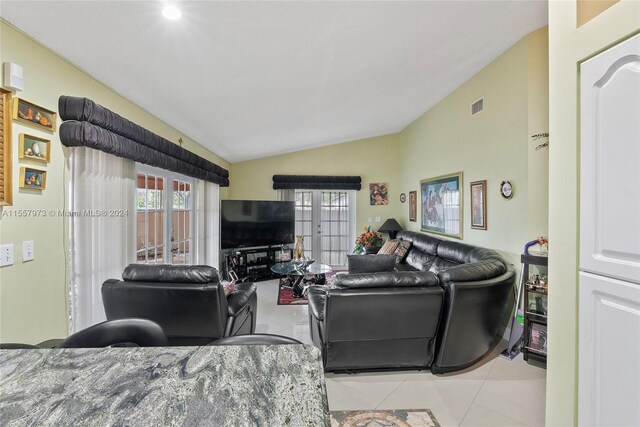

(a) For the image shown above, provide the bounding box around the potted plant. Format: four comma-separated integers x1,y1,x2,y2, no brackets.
354,226,384,254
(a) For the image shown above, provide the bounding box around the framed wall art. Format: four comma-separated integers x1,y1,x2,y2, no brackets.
409,191,417,222
369,182,388,205
12,98,57,132
0,88,12,206
19,167,47,190
420,172,463,239
470,180,487,230
19,134,51,163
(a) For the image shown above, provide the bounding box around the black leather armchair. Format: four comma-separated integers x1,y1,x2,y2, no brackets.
102,264,257,346
308,271,443,372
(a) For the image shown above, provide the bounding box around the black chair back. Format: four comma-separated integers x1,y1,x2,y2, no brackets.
102,265,230,346
0,343,39,349
57,318,168,348
209,334,302,346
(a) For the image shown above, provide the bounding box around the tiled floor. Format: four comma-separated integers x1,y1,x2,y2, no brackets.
254,279,547,427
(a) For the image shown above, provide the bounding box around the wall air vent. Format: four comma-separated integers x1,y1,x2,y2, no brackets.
471,98,484,116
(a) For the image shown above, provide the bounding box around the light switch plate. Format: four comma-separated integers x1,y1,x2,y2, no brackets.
23,240,34,262
375,216,382,223
0,244,14,267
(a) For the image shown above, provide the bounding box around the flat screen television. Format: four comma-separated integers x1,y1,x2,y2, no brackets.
221,200,295,249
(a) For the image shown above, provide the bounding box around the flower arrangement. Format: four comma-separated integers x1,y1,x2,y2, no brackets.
354,226,384,254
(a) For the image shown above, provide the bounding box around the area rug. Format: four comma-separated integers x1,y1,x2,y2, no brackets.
277,270,344,305
330,409,440,427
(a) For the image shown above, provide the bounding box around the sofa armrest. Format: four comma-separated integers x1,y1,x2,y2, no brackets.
438,260,507,283
307,285,327,321
227,282,257,316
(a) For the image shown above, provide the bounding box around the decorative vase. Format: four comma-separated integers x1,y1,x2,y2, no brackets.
293,235,305,260
364,245,381,254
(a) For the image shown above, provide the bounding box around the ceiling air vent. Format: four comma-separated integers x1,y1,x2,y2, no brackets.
471,98,484,116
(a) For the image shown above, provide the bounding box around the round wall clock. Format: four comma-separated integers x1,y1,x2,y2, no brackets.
400,193,406,203
500,180,513,199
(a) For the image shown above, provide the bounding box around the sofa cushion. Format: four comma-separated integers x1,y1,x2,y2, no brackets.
377,239,400,255
122,264,219,283
348,254,397,274
405,249,436,271
395,240,412,263
394,263,418,272
334,271,439,289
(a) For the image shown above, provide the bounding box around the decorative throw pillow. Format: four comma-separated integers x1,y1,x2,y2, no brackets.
347,254,397,274
395,240,412,263
377,239,400,255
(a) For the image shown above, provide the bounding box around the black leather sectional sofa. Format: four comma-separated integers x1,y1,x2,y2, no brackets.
307,230,516,373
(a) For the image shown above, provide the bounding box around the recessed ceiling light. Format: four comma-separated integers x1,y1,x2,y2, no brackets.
162,5,181,20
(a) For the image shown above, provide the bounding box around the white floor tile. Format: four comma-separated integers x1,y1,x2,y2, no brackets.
325,377,380,411
460,403,529,427
473,355,546,427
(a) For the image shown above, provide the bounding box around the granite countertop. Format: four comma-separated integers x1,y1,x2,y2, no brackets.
0,345,329,426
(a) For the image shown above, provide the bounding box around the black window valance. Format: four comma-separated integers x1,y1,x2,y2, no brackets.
58,96,229,187
272,175,361,190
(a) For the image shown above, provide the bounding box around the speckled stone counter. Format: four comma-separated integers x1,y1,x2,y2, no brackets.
0,345,329,426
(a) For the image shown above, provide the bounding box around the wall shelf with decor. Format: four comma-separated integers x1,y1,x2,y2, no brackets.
521,253,548,367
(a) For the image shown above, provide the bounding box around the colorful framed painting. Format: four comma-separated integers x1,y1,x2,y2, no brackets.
420,172,463,239
470,180,487,230
12,98,57,132
369,182,388,205
19,167,47,190
409,191,417,222
18,134,51,163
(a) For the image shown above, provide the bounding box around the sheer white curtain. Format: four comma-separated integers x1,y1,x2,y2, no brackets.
277,189,295,202
195,180,220,267
67,147,135,333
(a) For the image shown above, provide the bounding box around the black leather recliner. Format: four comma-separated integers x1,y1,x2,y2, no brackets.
308,271,444,372
102,264,257,346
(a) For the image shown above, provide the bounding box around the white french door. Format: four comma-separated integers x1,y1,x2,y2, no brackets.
294,190,355,268
136,164,195,265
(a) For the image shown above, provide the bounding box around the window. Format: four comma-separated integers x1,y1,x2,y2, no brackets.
136,165,194,264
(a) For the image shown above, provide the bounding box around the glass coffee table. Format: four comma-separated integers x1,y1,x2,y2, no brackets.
271,261,333,298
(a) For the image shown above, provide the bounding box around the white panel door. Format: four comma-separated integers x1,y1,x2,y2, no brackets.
580,34,640,284
578,272,640,427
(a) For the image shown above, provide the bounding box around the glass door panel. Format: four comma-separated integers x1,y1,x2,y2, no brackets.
295,189,352,268
136,173,164,263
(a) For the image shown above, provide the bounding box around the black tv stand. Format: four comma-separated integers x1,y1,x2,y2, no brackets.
224,246,293,282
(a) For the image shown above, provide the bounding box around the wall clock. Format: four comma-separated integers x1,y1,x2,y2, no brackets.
500,180,513,199
400,193,406,203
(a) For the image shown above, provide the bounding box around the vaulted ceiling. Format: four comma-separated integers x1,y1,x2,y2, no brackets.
1,1,547,162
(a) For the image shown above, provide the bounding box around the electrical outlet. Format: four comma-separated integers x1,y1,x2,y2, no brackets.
23,241,34,262
0,244,14,267
368,217,373,223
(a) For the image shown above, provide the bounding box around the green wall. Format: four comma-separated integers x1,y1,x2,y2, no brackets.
228,133,404,234
398,28,549,267
0,20,230,344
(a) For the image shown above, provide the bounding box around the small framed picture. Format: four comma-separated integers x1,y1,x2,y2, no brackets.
409,191,417,222
470,180,487,230
19,134,51,163
12,98,57,132
369,182,388,205
19,167,47,190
